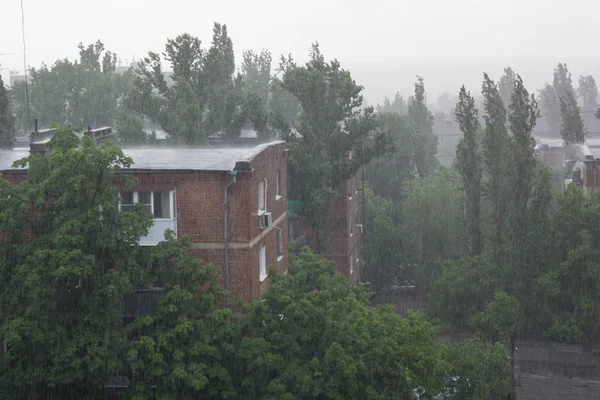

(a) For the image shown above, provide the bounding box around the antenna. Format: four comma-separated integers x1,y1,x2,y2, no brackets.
21,0,32,132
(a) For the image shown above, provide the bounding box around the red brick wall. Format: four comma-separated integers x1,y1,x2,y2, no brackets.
3,143,289,304
290,174,362,283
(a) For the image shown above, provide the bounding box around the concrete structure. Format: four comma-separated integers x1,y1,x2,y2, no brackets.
0,136,289,305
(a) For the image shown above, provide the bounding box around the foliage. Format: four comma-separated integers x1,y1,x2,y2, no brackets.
0,75,15,148
559,89,586,144
408,76,439,179
125,234,234,399
234,248,450,399
361,186,405,291
481,73,509,262
400,169,466,294
363,112,415,202
377,92,408,115
428,257,500,332
578,75,598,113
11,41,129,133
0,126,152,398
281,44,393,239
536,187,600,342
441,338,510,400
455,86,481,255
470,292,522,344
498,67,516,109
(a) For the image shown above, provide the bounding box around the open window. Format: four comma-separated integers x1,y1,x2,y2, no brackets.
258,180,265,214
275,169,281,200
259,246,267,281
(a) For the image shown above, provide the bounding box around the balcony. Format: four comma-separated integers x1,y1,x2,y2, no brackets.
118,189,177,246
139,218,177,246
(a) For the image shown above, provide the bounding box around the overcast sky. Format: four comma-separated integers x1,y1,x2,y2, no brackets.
1,0,599,102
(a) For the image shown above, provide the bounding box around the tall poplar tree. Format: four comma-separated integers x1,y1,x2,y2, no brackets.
455,86,482,255
481,73,508,261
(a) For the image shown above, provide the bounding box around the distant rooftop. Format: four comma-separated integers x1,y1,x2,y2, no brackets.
0,141,285,173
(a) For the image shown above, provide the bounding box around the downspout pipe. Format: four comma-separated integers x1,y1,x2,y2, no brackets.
594,160,597,192
224,171,237,308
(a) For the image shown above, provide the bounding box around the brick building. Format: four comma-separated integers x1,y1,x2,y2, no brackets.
0,130,289,305
288,174,362,284
571,141,600,192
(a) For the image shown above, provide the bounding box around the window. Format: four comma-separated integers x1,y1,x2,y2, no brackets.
277,230,284,259
350,214,353,236
258,180,265,213
350,256,354,275
119,191,134,212
259,246,267,281
153,191,171,218
118,190,175,219
275,169,281,199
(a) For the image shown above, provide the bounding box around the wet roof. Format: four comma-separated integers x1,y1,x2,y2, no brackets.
0,141,285,173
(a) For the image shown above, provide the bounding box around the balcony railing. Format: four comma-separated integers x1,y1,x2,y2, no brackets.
139,218,177,246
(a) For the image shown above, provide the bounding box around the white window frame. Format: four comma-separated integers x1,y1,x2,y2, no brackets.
258,180,266,214
118,190,176,220
259,246,267,281
277,229,284,261
275,169,282,200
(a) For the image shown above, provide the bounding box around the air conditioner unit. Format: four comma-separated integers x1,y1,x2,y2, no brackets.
261,212,273,228
356,224,363,234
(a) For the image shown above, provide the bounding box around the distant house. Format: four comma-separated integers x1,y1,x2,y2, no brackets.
433,111,462,166
570,140,600,192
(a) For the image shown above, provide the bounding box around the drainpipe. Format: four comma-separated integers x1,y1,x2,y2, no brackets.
594,161,597,192
224,171,237,308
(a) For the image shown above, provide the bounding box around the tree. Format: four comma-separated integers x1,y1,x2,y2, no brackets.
505,74,540,300
455,86,482,255
536,186,600,343
552,62,575,102
376,92,408,115
538,84,561,137
234,248,450,399
125,234,235,399
481,73,509,263
361,186,405,291
470,292,522,400
0,74,15,148
0,126,153,398
442,338,510,400
10,41,128,132
408,76,439,179
241,49,272,111
559,89,586,144
281,44,393,245
428,257,500,332
401,169,466,296
363,112,414,202
578,75,598,112
114,104,147,145
498,67,516,109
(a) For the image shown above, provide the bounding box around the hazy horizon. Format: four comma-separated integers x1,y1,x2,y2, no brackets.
1,0,599,104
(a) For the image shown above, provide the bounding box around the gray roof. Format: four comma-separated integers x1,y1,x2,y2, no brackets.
0,141,285,173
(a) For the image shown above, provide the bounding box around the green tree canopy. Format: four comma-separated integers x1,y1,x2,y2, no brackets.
0,126,152,398
234,248,450,399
